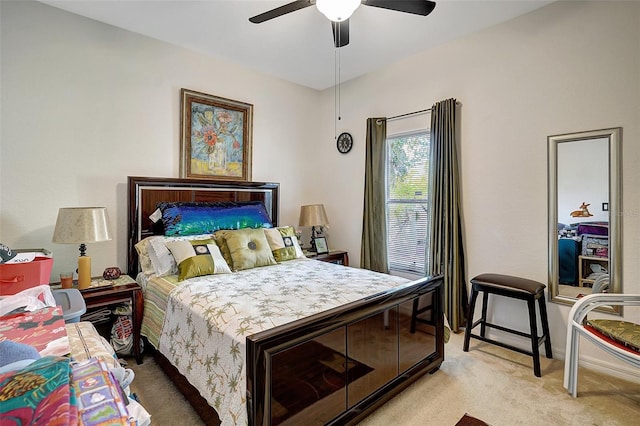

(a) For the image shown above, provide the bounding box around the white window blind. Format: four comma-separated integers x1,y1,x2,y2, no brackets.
386,131,430,275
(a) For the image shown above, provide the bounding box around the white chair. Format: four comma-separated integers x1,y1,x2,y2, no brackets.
564,293,640,397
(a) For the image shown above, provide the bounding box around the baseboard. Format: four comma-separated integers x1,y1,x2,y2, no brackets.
576,354,640,384
479,330,640,384
552,344,640,384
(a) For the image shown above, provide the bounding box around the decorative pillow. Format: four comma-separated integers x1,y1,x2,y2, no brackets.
157,201,273,237
213,230,234,268
264,226,305,262
148,236,178,277
134,239,155,274
586,319,640,352
165,239,231,281
217,228,277,271
137,234,214,277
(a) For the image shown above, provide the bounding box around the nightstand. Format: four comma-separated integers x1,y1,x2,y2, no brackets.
306,250,349,266
53,275,144,364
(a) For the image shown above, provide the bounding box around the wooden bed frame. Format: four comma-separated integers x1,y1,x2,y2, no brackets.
127,176,444,426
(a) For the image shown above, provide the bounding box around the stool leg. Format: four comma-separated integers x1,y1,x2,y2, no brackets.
410,298,419,333
527,297,541,377
480,291,489,338
538,294,553,358
463,286,478,352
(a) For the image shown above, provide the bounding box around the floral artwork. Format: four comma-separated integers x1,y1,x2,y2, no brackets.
192,105,242,176
180,89,253,181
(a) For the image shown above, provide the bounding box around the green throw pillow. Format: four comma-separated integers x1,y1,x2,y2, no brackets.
264,226,300,262
586,319,640,352
165,239,231,281
220,228,277,271
213,230,234,267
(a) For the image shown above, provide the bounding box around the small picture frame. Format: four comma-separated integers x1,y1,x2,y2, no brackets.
314,237,329,254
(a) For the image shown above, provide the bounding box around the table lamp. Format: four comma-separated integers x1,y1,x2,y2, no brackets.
52,207,112,289
299,204,329,252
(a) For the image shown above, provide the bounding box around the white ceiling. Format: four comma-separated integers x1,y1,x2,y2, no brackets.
39,0,553,90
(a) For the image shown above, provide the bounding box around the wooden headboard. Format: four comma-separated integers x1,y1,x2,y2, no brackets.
127,176,280,275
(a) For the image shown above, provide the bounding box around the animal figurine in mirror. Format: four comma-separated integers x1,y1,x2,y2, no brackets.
570,202,593,218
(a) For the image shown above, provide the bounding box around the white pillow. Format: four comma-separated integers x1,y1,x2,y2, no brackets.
134,238,155,274
147,236,177,277
141,234,214,277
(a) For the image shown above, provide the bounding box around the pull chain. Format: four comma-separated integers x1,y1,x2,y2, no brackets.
333,47,338,140
334,24,342,140
338,44,341,122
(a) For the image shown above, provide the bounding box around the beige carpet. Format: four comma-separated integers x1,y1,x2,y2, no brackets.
127,332,640,425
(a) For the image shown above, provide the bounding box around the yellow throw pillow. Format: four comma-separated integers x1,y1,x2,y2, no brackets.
165,239,231,281
221,228,277,271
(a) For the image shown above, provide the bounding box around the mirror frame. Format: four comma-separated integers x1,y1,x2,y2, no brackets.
548,127,622,314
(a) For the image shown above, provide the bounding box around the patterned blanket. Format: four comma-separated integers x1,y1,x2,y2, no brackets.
149,258,408,425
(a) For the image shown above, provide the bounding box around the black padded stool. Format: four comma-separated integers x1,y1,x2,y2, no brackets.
463,273,552,377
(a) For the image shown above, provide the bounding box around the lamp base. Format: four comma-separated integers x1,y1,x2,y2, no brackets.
78,255,91,290
308,225,318,252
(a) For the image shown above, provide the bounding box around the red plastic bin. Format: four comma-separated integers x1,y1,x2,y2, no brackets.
0,257,54,296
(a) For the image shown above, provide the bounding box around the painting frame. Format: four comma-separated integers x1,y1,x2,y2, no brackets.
180,88,253,181
314,237,329,254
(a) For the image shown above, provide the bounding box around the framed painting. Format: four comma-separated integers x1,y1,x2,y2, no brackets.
180,89,253,181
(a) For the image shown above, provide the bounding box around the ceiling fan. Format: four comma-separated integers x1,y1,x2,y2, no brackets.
249,0,436,48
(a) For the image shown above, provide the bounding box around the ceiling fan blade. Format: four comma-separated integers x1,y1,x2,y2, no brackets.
249,1,315,24
362,0,436,16
331,20,350,48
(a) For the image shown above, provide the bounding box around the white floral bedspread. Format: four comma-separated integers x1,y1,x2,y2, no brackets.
157,258,408,426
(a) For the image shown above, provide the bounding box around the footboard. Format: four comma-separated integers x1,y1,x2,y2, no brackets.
246,275,444,426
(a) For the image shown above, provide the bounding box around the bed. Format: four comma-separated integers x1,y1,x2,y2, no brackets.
127,176,444,426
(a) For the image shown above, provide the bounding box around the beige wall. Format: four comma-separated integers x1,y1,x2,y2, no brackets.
2,1,639,379
317,0,639,379
1,0,321,275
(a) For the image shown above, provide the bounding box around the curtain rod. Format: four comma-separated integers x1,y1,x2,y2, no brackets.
387,108,431,121
387,101,462,122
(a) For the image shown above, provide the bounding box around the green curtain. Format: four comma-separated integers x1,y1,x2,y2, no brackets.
428,98,468,333
360,118,389,273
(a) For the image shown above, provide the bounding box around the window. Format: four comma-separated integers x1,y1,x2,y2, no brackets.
386,131,430,275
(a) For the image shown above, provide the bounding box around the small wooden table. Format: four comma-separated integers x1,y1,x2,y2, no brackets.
305,250,349,266
75,275,144,364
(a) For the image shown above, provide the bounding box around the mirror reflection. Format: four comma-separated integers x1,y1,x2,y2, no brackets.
548,128,622,314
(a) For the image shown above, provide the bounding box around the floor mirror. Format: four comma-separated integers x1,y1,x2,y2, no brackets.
548,127,622,314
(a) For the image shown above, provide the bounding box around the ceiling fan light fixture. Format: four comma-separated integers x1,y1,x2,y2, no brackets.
316,0,361,22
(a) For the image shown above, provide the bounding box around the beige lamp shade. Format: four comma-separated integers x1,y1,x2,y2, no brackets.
52,207,112,245
52,207,112,290
299,204,329,227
